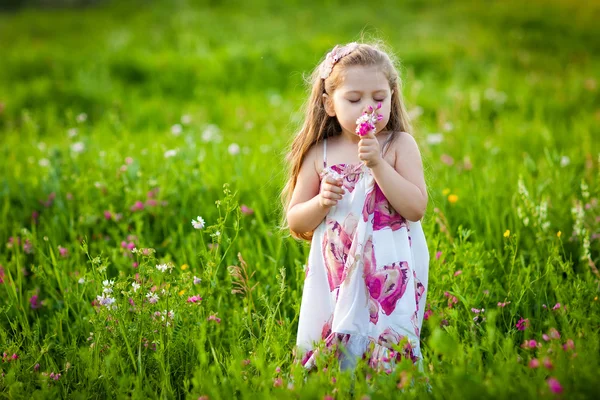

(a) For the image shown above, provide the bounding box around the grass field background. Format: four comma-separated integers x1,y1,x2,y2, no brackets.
1,0,599,398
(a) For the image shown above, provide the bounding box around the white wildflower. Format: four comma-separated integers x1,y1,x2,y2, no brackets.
146,292,159,304
191,216,205,230
427,133,443,145
171,124,182,136
228,143,240,155
156,263,169,273
71,142,85,153
132,282,140,292
181,114,192,125
164,149,178,158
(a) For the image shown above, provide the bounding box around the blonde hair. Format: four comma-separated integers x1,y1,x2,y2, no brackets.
280,41,413,241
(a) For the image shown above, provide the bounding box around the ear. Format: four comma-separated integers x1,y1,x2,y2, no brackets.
322,93,336,117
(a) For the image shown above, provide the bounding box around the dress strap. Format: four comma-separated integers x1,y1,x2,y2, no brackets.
323,138,327,168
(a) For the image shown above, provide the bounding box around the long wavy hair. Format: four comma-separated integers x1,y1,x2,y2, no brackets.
280,41,413,241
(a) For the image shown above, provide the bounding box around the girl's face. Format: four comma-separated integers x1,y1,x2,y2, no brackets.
324,65,393,137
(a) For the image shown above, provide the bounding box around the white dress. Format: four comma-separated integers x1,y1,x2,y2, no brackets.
295,137,430,372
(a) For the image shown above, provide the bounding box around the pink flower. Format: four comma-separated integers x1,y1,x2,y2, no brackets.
563,339,575,351
30,294,41,309
104,210,112,220
34,363,40,372
542,334,550,341
208,314,221,323
0,265,5,284
547,377,562,394
273,377,283,387
549,328,561,340
552,303,561,310
543,357,553,370
454,270,462,277
516,318,530,331
440,154,454,166
355,102,383,137
11,353,18,360
187,295,203,304
424,308,433,321
130,201,144,212
527,340,537,348
31,211,39,224
58,246,68,258
435,251,442,260
528,358,540,368
240,204,254,215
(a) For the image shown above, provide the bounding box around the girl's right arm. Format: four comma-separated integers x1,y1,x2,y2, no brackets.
287,144,345,234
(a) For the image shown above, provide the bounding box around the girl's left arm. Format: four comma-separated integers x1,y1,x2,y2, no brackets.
369,133,428,221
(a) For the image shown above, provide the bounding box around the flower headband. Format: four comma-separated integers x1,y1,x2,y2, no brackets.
319,42,359,80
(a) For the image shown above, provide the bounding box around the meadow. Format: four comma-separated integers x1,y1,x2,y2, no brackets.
0,0,599,398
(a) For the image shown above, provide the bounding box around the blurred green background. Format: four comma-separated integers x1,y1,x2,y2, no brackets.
0,0,599,398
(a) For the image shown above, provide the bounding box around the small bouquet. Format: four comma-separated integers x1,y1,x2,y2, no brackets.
355,102,383,136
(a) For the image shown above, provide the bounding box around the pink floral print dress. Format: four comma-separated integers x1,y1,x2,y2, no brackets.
295,137,430,372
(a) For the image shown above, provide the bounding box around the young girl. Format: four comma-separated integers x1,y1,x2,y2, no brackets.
281,42,430,373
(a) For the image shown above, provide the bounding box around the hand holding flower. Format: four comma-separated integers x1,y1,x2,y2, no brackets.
356,102,384,168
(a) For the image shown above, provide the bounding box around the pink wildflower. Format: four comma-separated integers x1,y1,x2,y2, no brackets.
528,358,540,368
424,308,433,321
543,357,553,370
273,377,283,387
435,251,442,260
552,303,561,310
549,328,561,340
104,210,112,220
355,102,383,137
130,201,144,212
547,377,562,394
454,270,462,277
30,294,41,309
563,339,575,351
516,318,530,331
240,204,254,215
187,295,203,304
543,334,550,341
58,246,68,258
208,314,221,323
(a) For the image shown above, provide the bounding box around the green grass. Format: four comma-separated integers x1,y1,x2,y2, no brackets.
0,0,599,398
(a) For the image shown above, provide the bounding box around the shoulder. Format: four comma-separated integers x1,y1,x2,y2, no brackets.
388,131,425,171
301,140,323,176
390,131,422,157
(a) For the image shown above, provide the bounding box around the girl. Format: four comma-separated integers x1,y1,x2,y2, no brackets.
281,41,430,373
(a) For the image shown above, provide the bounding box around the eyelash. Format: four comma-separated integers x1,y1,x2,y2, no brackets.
349,98,385,104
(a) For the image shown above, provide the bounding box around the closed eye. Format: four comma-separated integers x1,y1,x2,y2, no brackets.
349,98,386,104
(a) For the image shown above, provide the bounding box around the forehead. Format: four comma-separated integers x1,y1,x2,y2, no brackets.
338,65,389,94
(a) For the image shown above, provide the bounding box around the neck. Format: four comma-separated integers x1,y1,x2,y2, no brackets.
338,128,361,144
